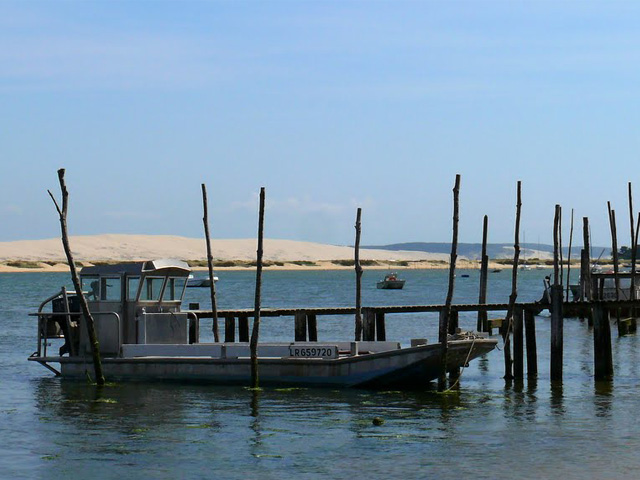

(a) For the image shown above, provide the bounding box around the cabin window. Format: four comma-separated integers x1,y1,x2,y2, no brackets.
127,277,140,300
139,277,165,301
163,277,187,301
81,275,100,300
101,277,121,301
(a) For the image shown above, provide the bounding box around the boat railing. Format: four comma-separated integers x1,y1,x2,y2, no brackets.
30,307,121,359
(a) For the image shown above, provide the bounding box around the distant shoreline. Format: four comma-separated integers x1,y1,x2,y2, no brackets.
0,258,549,273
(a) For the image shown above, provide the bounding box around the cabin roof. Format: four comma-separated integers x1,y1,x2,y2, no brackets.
80,258,190,276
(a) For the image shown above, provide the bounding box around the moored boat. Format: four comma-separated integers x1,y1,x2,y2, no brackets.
376,272,405,290
28,259,496,389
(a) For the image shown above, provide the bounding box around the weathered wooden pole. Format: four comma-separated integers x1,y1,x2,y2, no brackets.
607,203,622,333
502,181,522,381
592,303,613,380
513,307,524,380
607,203,620,300
354,208,363,341
524,309,538,378
250,187,266,389
550,204,564,382
582,217,593,302
629,183,636,301
477,215,489,332
201,184,220,343
48,168,104,386
565,209,574,301
438,174,461,392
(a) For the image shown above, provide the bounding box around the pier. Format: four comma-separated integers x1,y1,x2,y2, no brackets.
190,297,640,384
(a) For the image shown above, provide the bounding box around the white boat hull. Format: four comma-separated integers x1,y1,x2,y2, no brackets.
37,339,496,389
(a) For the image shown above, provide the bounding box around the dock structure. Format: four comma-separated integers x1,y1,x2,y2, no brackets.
190,297,640,384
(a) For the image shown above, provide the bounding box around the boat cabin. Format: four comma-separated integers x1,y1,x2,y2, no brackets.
37,259,195,359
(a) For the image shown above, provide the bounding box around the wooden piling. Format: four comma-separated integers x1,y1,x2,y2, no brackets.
307,314,318,342
48,169,104,386
294,311,307,341
550,204,563,382
438,174,461,392
582,217,593,302
524,309,538,378
354,208,363,341
513,307,524,380
565,209,574,301
224,315,236,342
629,183,636,301
375,312,386,341
607,204,622,334
477,215,489,332
250,187,266,388
238,315,249,342
201,184,220,343
592,303,613,380
503,181,522,381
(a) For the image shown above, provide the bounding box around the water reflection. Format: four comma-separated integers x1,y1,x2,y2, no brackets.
593,380,613,418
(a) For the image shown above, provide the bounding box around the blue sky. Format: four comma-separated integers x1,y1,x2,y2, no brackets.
1,1,639,247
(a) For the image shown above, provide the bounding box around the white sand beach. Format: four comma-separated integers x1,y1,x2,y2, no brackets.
0,234,468,272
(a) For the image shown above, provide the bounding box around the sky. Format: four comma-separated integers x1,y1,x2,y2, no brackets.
1,1,640,248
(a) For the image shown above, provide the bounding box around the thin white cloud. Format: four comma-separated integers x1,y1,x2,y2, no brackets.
1,205,23,215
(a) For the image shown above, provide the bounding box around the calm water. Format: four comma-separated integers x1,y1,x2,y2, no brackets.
2,269,640,479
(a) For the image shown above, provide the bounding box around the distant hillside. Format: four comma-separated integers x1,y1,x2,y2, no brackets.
363,242,611,260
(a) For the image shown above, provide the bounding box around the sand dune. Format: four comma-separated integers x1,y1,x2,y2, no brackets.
0,234,447,263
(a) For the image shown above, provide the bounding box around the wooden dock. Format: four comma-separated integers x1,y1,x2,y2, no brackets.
189,298,640,384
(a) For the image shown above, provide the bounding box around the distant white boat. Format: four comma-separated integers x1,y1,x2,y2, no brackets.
186,274,218,288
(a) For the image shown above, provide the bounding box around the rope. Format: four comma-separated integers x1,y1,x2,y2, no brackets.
443,335,478,392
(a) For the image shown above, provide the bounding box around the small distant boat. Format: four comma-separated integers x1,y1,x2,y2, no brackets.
376,273,405,290
492,269,502,273
186,274,219,288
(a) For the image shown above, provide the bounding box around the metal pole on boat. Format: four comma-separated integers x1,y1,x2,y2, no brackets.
201,183,220,342
47,168,105,386
354,208,363,341
250,187,266,388
438,174,460,392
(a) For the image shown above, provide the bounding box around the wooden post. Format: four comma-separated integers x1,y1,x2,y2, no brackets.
224,315,236,342
477,215,489,332
307,314,318,342
513,307,524,380
354,208,363,341
524,309,538,378
607,203,622,334
503,181,522,381
565,209,574,301
201,184,219,343
592,303,613,380
375,312,386,341
629,183,636,302
48,169,104,386
550,204,564,382
294,311,307,341
61,286,77,356
238,315,249,342
438,174,461,391
448,310,459,335
250,187,265,388
363,309,376,341
582,217,593,301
